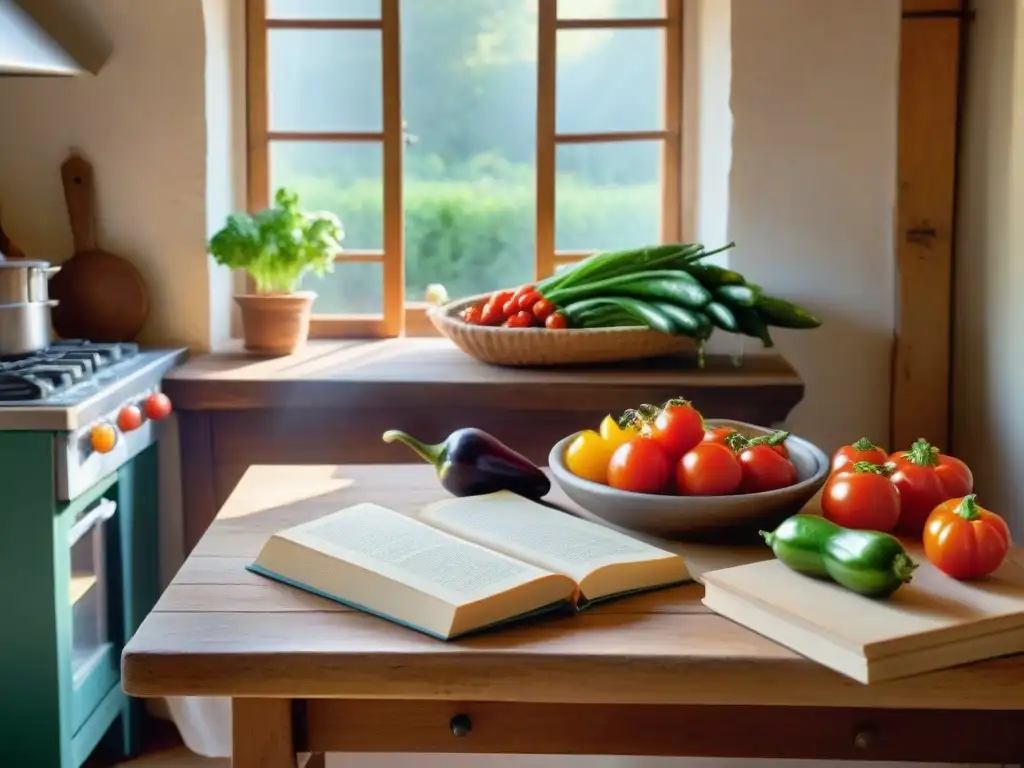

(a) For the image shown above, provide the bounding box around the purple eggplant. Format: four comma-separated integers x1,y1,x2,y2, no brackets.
382,428,550,500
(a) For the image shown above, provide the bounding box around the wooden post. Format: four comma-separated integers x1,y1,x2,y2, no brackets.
890,0,966,451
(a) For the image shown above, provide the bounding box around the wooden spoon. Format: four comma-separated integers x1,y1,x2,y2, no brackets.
49,153,149,342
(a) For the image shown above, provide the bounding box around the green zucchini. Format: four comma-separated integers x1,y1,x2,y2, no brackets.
684,264,747,288
649,301,712,339
713,284,761,308
760,515,917,599
732,305,774,347
543,270,712,309
561,297,674,335
757,295,822,329
704,301,739,332
540,244,698,292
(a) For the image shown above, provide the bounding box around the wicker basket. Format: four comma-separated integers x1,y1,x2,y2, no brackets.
428,293,695,367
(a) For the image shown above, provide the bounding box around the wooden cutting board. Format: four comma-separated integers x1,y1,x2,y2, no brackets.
702,544,1024,684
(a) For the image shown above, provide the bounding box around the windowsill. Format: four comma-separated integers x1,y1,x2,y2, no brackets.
163,337,803,414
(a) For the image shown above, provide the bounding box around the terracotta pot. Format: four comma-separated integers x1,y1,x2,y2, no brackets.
234,291,316,356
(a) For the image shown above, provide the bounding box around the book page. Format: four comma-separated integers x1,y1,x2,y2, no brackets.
280,503,554,606
420,492,682,583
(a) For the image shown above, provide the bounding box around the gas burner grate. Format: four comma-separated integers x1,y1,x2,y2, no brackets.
0,340,140,402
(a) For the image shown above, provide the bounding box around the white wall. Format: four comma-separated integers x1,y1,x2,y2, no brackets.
953,0,1024,537
0,0,210,350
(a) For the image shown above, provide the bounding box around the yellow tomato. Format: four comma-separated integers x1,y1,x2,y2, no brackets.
564,429,614,484
599,415,636,450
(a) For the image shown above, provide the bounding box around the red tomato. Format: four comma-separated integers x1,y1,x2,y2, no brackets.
143,392,173,421
491,290,514,308
517,290,542,310
924,495,1011,579
831,437,888,473
737,445,797,493
506,311,534,328
889,439,960,536
501,299,519,318
545,312,567,330
676,442,742,496
480,302,504,326
461,305,482,324
935,454,973,498
117,405,144,433
532,298,556,320
702,426,737,446
648,400,705,460
510,284,534,305
607,437,673,494
821,464,900,532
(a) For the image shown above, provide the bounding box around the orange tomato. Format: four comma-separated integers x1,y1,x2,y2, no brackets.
923,495,1012,580
90,423,117,454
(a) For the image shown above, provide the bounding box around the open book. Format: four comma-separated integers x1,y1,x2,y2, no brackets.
248,491,689,640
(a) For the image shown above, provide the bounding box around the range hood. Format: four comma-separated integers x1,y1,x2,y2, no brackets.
0,0,110,76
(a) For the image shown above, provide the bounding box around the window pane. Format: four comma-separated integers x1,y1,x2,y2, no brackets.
269,30,381,132
556,28,663,134
555,141,661,252
558,0,664,18
270,141,383,250
401,0,537,301
300,261,383,314
268,0,380,19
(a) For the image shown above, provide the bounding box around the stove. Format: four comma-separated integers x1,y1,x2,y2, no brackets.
0,340,142,402
0,340,188,499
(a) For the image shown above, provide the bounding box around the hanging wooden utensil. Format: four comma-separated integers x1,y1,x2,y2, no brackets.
50,153,149,342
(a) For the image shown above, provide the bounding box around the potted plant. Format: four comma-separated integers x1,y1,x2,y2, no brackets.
209,187,344,356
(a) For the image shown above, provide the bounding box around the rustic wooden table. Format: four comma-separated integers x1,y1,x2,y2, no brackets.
122,465,1024,767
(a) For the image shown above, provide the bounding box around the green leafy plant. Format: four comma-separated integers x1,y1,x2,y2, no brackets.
208,187,344,294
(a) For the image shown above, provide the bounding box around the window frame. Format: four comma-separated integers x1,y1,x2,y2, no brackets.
245,0,683,338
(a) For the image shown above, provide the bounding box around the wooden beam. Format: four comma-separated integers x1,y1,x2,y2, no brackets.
890,0,964,451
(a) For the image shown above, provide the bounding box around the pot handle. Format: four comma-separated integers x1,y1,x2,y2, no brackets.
45,300,59,307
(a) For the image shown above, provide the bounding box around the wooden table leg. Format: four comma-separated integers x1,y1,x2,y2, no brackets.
232,698,298,768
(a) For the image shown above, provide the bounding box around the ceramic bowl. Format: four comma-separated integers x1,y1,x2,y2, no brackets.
548,419,830,538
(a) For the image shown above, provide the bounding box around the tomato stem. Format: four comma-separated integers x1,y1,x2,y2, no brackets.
851,437,878,452
724,431,748,453
851,461,895,477
955,494,981,521
616,403,661,431
746,430,790,448
904,437,939,467
662,397,692,409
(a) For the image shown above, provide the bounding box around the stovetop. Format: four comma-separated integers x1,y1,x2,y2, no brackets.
0,340,141,402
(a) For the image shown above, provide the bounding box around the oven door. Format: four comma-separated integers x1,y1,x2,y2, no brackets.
66,495,120,734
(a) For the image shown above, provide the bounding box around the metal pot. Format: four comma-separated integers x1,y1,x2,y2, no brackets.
0,257,61,303
0,300,59,357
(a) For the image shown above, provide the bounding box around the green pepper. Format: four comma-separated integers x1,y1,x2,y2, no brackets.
760,514,917,598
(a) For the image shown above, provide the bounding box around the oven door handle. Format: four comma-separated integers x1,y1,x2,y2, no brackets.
68,499,117,547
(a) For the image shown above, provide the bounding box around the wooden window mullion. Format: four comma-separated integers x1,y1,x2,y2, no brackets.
662,0,683,243
380,0,405,336
535,0,558,282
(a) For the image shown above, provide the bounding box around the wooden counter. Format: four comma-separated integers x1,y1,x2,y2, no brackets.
164,339,804,552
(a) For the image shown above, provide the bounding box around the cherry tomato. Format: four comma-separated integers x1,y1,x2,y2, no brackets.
461,305,483,325
831,437,889,473
506,310,535,328
607,437,673,494
599,414,637,451
702,426,737,446
563,429,615,485
491,289,514,308
144,392,173,421
480,302,504,326
737,445,797,493
500,299,518,318
117,405,144,433
924,495,1011,579
510,284,535,305
532,298,556,320
544,313,567,330
889,439,955,536
821,463,900,532
647,399,705,460
90,423,117,454
676,442,742,496
517,289,542,310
